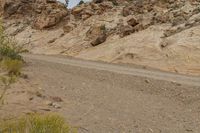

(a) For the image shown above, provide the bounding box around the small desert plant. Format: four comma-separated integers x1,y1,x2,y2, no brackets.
0,58,23,76
0,22,26,105
0,22,26,61
0,114,76,133
0,21,27,77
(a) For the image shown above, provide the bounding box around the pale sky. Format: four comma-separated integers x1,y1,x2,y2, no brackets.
58,0,91,8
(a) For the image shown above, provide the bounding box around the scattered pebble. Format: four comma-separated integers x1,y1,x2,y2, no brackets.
44,100,53,106
45,101,61,109
61,87,66,90
52,103,61,109
145,79,150,83
29,97,34,101
35,91,44,98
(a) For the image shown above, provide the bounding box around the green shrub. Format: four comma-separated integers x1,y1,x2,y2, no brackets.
0,22,26,61
0,114,75,133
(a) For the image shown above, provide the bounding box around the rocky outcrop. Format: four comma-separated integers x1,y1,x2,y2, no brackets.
1,0,68,29
33,7,68,29
72,0,113,20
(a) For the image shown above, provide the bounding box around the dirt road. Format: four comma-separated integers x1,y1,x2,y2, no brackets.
1,54,200,133
23,54,200,87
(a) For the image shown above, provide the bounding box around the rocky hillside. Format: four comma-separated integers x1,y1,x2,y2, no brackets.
1,0,200,75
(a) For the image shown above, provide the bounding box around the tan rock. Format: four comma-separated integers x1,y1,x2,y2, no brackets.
122,6,132,17
63,23,74,33
71,6,85,16
91,33,107,46
86,25,107,46
119,25,135,38
86,25,105,39
127,17,139,27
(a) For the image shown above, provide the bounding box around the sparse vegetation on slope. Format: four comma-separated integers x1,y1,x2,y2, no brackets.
1,58,23,76
0,114,75,133
0,26,26,58
0,22,25,76
0,22,26,106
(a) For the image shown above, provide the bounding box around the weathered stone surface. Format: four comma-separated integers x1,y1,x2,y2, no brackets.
71,0,113,20
122,6,133,17
86,25,105,39
33,10,68,29
1,0,69,29
119,25,135,38
91,33,107,46
86,25,107,46
63,23,74,33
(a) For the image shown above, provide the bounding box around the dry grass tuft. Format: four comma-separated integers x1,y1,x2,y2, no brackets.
0,114,76,133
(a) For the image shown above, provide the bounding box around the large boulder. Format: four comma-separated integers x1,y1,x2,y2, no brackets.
86,25,107,46
91,33,107,46
72,5,94,20
71,5,85,17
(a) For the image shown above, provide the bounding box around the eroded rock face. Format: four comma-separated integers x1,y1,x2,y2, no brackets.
72,0,113,20
1,0,69,29
1,0,34,17
33,7,68,29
